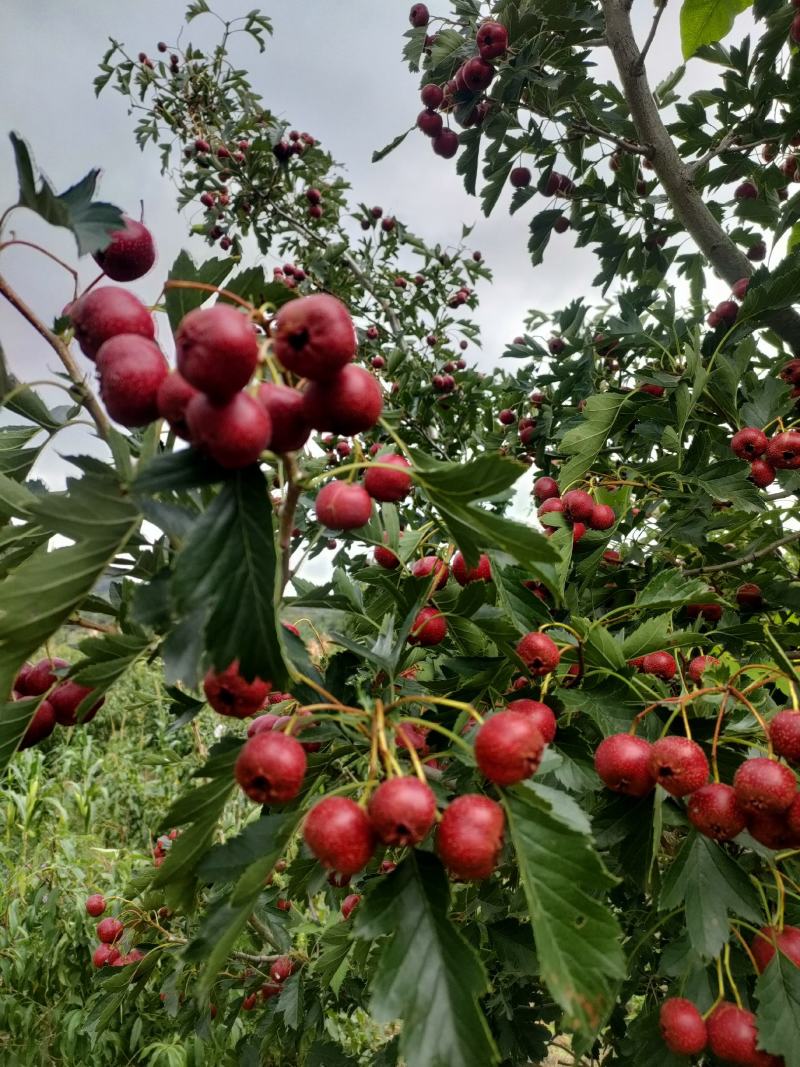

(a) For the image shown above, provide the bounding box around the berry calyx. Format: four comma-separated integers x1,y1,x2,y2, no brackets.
594,734,655,796
436,794,505,880
733,757,797,814
364,453,412,502
70,287,155,361
367,776,437,846
649,736,709,796
93,216,156,281
506,698,557,744
687,783,747,841
96,335,168,426
408,606,448,646
451,551,491,586
315,481,372,530
303,796,375,876
659,998,707,1056
235,731,306,804
515,632,560,675
187,391,271,469
475,711,545,785
175,304,259,403
303,365,383,435
203,661,271,718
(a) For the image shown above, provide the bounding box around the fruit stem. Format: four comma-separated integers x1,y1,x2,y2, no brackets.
389,693,484,726
393,715,473,754
0,239,79,294
711,690,730,782
631,686,722,734
722,943,742,1007
279,454,303,593
162,278,255,312
727,686,772,754
730,923,762,975
771,868,786,931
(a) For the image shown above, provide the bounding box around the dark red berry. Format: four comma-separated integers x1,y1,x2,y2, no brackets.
341,893,361,920
157,371,198,440
203,661,271,718
750,459,776,487
687,783,747,841
659,998,707,1056
533,476,560,502
770,710,800,763
733,757,796,814
18,700,56,749
648,736,709,797
475,711,545,785
315,481,372,530
49,682,103,727
750,924,800,973
436,794,504,880
70,287,155,361
640,651,676,681
731,427,768,460
410,556,449,591
93,217,156,281
595,734,655,796
303,365,383,435
273,294,356,381
368,777,437,846
187,392,271,468
561,489,594,523
175,304,259,403
96,335,168,426
256,382,312,453
303,796,375,876
766,430,800,469
235,731,306,804
687,655,720,683
476,20,509,60
97,917,124,944
515,632,560,675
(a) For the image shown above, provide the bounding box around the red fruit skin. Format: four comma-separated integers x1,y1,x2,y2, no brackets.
750,459,776,488
303,365,383,436
421,83,444,109
589,504,615,531
96,335,168,426
649,736,709,797
595,734,655,796
451,551,491,586
408,606,447,646
731,427,768,460
341,893,361,920
70,287,155,361
203,661,271,718
432,130,459,158
476,20,509,60
687,654,720,683
235,731,306,804
24,658,69,696
86,894,107,917
49,682,104,727
750,924,800,973
409,3,429,27
687,783,746,841
461,56,495,92
247,714,279,738
659,998,708,1056
93,216,156,281
18,700,56,749
256,382,312,453
364,454,412,502
374,539,400,569
561,489,595,523
417,109,443,138
437,794,505,880
269,956,294,983
748,809,800,849
506,698,557,744
97,917,124,944
411,556,449,590
303,796,375,876
686,602,723,622
176,304,259,403
640,651,676,680
733,757,797,814
533,476,560,502
509,166,531,188
273,294,356,380
515,632,560,675
707,1002,779,1067
92,944,121,968
475,711,545,785
368,777,437,846
187,392,271,469
770,710,800,763
736,582,763,611
315,481,372,530
766,430,800,470
157,371,199,440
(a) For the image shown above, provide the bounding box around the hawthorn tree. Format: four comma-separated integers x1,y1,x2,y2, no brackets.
2,2,800,1064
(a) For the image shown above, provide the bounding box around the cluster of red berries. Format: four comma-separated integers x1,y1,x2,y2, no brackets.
87,898,143,970
779,357,800,403
533,479,616,543
398,550,493,647
660,993,788,1063
13,657,104,750
272,262,307,289
358,204,397,232
730,424,800,488
315,450,412,532
153,828,181,868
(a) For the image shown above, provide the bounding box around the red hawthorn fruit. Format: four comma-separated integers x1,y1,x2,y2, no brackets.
410,555,449,590
49,682,104,727
686,602,723,622
731,427,768,460
780,358,800,386
203,661,271,718
303,364,383,435
341,893,361,920
451,551,491,586
750,924,800,972
275,898,291,912
648,736,709,797
659,998,708,1056
749,459,777,488
373,535,400,570
687,654,720,683
409,3,429,27
476,20,509,60
235,731,306,804
602,549,622,565
594,734,655,796
687,783,747,841
315,480,372,530
256,382,312,453
96,335,168,426
734,181,758,200
157,371,198,441
766,430,800,469
247,713,279,737
707,1002,780,1067
421,83,444,109
516,632,560,675
70,287,155,361
269,956,294,984
417,109,443,138
770,709,800,763
640,651,677,681
533,476,560,502
408,606,448,646
272,709,321,753
241,993,258,1011
303,796,375,876
187,392,271,469
396,721,430,755
432,130,459,158
475,711,545,785
461,56,495,93
380,859,397,874
537,498,564,529
736,582,763,611
364,453,412,502
506,698,557,744
509,166,531,188
85,894,107,917
732,277,750,299
733,757,797,814
97,917,124,944
436,794,505,880
748,808,800,849
571,522,586,544
561,489,595,523
589,504,615,530
368,777,437,846
92,944,121,968
93,216,156,281
175,303,259,402
273,294,356,380
18,700,56,749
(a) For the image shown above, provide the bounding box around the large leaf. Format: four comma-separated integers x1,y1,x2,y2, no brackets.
557,394,636,491
504,786,625,1035
163,250,235,332
635,570,720,612
756,950,800,1067
680,0,752,59
353,852,499,1067
659,832,761,960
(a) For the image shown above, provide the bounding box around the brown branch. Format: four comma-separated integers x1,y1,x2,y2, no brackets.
571,119,651,157
682,530,800,576
601,0,800,354
67,615,118,634
0,273,110,439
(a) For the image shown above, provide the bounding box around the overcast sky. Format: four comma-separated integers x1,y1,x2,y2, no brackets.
0,0,745,487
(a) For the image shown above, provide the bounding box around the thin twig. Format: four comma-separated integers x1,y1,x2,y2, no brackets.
67,615,118,634
686,131,739,179
571,118,651,157
634,0,668,74
682,530,800,576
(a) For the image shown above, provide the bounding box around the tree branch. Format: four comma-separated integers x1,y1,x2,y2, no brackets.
600,0,800,354
0,273,111,439
571,118,651,157
634,0,668,74
682,530,800,576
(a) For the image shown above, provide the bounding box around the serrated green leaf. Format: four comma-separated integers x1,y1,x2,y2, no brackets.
756,950,800,1067
163,251,235,332
635,571,719,611
680,0,751,60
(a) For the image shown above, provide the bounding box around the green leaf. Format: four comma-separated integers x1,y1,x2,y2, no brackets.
0,343,62,431
739,250,800,320
408,449,527,502
372,129,411,164
659,832,761,960
163,251,235,332
679,0,751,58
635,570,719,612
198,813,294,883
557,394,636,491
133,447,227,493
504,786,625,1035
620,613,672,660
756,951,800,1067
353,852,499,1067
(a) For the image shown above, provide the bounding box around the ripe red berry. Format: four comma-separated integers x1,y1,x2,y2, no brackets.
374,538,400,570
70,287,155,361
750,459,776,488
18,700,56,749
96,335,168,426
736,582,763,611
256,382,312,453
686,602,723,622
640,651,676,681
203,661,271,718
509,166,531,188
409,3,429,27
432,129,459,158
235,731,306,804
451,551,491,586
157,372,199,441
408,606,448,646
707,1002,778,1067
22,658,68,696
506,698,557,744
533,476,560,502
368,777,437,846
749,808,800,849
341,893,361,920
417,109,443,138
733,757,797,814
175,304,259,403
515,632,560,675
766,430,800,469
93,216,156,281
498,408,516,425
421,83,444,109
187,392,271,469
303,796,375,876
247,713,279,737
437,794,505,880
272,294,356,381
461,57,495,93
475,711,545,785
687,654,720,683
589,504,615,530
410,556,449,590
770,709,800,763
659,998,707,1056
85,894,107,917
364,453,412,502
561,489,595,523
649,736,708,797
97,917,124,944
750,924,800,972
315,480,372,530
268,956,294,984
275,898,291,912
92,944,121,968
303,365,383,435
792,12,800,43
49,681,104,727
734,181,758,200
594,734,655,796
476,20,509,60
731,427,768,460
687,783,747,841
